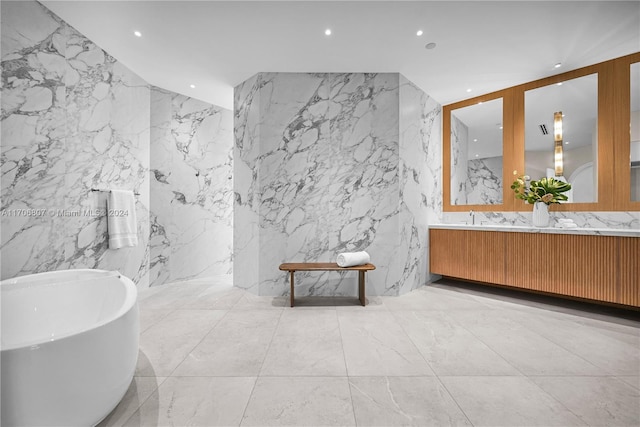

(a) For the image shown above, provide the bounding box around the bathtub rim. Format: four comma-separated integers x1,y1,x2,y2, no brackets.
0,269,138,352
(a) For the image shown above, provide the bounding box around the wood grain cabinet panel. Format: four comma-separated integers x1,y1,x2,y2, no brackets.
505,233,618,303
617,237,640,307
429,228,639,308
429,229,505,284
429,229,469,278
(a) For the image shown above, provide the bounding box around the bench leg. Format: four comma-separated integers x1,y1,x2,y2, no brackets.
290,271,295,307
359,271,366,306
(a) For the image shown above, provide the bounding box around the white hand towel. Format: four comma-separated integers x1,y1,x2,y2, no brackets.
107,189,138,249
336,251,370,267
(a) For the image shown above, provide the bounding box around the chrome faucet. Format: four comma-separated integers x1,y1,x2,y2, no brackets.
469,210,475,225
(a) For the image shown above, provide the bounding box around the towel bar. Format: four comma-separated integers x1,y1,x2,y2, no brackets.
91,188,140,196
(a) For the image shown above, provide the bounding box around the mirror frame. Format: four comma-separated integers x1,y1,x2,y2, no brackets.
443,89,516,211
442,52,640,212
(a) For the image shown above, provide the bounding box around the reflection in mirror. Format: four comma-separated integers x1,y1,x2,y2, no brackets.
450,98,503,205
525,74,598,203
631,62,639,202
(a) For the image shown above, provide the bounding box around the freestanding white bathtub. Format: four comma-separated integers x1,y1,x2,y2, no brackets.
1,269,139,426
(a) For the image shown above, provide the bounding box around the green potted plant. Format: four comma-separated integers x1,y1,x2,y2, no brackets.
511,175,572,227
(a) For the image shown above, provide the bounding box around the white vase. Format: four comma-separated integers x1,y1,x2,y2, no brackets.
532,202,550,227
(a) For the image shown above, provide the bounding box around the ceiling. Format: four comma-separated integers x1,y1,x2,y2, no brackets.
40,0,640,111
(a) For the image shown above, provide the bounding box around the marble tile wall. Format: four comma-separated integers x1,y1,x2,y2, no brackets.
234,72,441,296
398,75,442,294
449,114,468,205
149,88,233,287
1,1,234,289
1,0,151,286
466,157,503,205
233,73,261,294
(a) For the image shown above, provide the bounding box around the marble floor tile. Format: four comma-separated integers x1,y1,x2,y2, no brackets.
106,280,640,427
530,376,640,426
618,375,640,390
453,309,606,376
440,376,586,426
337,311,435,376
123,376,256,427
98,377,166,427
504,308,640,375
173,310,281,376
393,310,521,376
232,292,288,310
137,308,172,333
137,283,215,311
260,310,346,376
381,286,482,311
240,377,355,426
349,376,472,426
136,309,226,377
179,284,245,310
335,295,388,311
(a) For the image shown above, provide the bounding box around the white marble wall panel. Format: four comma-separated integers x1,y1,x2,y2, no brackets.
466,156,503,205
234,73,399,295
259,73,401,297
1,0,151,287
233,73,262,293
398,76,442,294
149,89,174,286
234,72,441,296
150,88,233,287
450,114,469,205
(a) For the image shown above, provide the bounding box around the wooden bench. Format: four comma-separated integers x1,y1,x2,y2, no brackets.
278,262,376,307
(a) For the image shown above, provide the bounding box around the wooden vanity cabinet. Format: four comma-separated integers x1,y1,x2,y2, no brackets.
429,228,639,308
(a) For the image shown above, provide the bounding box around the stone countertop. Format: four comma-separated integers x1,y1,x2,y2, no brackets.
429,223,640,237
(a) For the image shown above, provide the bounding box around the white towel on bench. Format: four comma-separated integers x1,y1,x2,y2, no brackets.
336,251,370,267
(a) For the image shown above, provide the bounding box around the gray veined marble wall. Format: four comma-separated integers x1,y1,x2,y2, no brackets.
450,114,469,205
1,0,234,289
1,0,151,286
398,76,443,294
466,157,503,205
234,72,441,297
149,88,234,286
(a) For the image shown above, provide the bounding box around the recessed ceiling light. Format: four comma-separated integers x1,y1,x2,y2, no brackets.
565,141,570,145
466,88,472,93
416,30,424,36
554,63,562,69
475,154,479,158
190,84,196,89
425,42,436,50
325,29,332,36
557,82,563,86
473,138,478,142
133,31,142,37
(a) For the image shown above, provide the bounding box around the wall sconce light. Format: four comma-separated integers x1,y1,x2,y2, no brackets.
554,111,563,176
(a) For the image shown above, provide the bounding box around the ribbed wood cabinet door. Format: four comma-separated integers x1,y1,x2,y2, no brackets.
429,229,468,278
505,233,618,303
429,229,506,284
617,237,639,307
466,230,506,285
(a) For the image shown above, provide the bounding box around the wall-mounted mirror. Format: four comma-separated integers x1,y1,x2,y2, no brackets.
524,73,598,203
631,62,640,202
443,52,640,213
450,97,503,205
